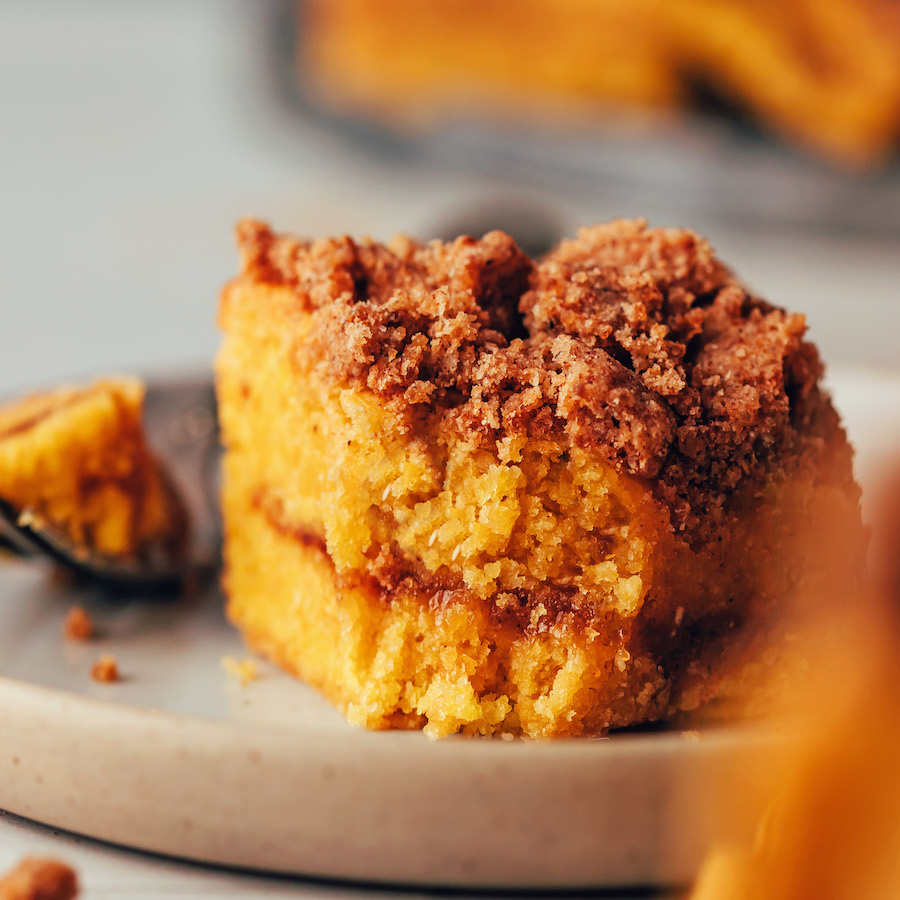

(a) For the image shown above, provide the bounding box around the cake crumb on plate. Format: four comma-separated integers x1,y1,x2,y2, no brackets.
63,606,92,642
221,655,259,686
90,654,119,683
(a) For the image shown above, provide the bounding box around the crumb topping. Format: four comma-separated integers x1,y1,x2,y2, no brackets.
235,218,847,536
0,857,78,900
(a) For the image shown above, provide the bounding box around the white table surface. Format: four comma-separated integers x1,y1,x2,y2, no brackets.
0,1,897,896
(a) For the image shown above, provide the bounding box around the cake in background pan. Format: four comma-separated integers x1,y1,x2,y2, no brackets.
300,0,900,167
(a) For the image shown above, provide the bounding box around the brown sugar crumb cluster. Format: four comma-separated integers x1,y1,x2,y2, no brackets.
0,857,78,900
236,218,847,539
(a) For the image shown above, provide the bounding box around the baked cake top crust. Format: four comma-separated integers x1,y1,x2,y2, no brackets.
233,218,851,538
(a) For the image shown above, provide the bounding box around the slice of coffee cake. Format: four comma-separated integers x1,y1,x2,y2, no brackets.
217,218,861,737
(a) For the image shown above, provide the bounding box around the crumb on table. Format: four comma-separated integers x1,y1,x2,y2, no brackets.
0,856,78,900
63,606,92,642
90,654,119,683
221,655,259,687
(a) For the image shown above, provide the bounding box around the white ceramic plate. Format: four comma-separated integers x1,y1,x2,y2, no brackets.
0,368,898,890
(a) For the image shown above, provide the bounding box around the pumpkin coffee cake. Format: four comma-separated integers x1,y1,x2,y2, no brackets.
217,218,861,738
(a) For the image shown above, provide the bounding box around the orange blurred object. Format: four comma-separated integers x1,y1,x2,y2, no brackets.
691,465,900,900
301,0,900,166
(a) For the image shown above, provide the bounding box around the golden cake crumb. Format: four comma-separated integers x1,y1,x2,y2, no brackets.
63,606,92,642
221,655,259,686
90,654,119,684
0,857,78,900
